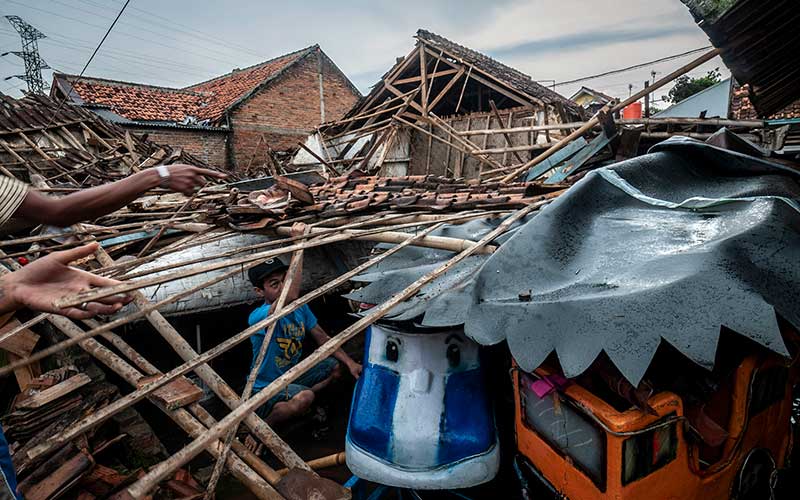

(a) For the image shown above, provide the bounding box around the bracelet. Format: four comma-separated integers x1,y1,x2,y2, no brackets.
155,165,171,188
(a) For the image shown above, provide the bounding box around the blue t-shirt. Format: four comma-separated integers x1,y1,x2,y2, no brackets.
249,303,318,391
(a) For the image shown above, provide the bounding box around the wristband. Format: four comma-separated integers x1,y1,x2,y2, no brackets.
155,165,171,188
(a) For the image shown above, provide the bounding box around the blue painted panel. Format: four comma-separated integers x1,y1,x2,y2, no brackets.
437,368,494,464
524,137,588,181
544,131,614,184
347,328,399,460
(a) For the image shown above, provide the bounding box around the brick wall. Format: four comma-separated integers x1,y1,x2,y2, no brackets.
229,50,360,171
730,83,800,120
129,126,229,169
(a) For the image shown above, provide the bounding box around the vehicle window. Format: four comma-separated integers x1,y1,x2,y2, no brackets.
520,373,605,488
622,419,678,485
749,366,788,417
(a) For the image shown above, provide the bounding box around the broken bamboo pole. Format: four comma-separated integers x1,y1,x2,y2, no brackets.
126,199,543,496
276,452,346,476
204,229,308,497
24,222,451,461
500,48,721,182
55,216,504,309
0,264,280,499
489,100,525,164
114,210,497,282
92,246,310,472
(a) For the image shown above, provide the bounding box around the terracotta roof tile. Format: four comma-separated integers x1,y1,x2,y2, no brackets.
57,46,314,126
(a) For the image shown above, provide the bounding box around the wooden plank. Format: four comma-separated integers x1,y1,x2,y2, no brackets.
419,45,428,115
0,318,40,357
17,373,91,409
394,68,458,85
23,452,94,500
138,375,203,411
6,352,41,391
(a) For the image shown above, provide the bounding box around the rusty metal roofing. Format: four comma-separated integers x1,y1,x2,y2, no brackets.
682,0,800,117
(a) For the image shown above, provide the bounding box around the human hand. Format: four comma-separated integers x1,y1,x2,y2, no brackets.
347,361,363,379
162,164,227,195
290,222,310,238
0,242,132,319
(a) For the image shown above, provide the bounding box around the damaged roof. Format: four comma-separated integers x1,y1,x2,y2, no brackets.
682,0,800,117
52,45,319,126
416,29,580,113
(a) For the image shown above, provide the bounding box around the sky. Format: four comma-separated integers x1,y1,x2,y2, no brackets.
0,0,729,109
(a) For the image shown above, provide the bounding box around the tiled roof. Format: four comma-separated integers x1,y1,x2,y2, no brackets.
416,29,582,116
226,174,565,228
63,77,207,123
185,46,315,121
55,46,315,126
730,82,800,121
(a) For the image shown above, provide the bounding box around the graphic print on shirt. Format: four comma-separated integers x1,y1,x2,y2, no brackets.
274,321,306,370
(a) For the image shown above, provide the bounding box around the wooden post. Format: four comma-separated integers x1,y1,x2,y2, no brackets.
489,100,524,164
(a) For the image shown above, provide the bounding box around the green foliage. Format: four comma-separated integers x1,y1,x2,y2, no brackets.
663,68,722,104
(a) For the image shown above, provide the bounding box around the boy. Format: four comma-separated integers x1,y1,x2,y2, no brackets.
246,237,362,431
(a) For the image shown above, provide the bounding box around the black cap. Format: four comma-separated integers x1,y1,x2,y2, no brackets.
248,257,288,288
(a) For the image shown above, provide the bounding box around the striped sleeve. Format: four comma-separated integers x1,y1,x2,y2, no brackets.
0,176,28,227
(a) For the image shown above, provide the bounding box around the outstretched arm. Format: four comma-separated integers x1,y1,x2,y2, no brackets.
0,242,132,318
15,165,226,227
309,324,362,379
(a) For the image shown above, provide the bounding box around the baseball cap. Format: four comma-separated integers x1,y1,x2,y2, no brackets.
248,257,288,287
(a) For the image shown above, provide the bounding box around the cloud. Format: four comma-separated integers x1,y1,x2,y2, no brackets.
489,24,700,59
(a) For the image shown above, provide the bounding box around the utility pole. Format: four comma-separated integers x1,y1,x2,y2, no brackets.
2,16,50,94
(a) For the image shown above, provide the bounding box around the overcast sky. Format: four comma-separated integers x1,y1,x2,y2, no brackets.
0,0,729,108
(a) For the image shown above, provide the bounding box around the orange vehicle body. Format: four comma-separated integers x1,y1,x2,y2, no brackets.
513,347,798,499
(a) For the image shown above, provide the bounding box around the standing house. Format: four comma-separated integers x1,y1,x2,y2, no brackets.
51,45,361,173
294,30,582,180
569,86,616,116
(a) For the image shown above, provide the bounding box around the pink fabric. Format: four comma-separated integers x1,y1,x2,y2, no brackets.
530,374,570,398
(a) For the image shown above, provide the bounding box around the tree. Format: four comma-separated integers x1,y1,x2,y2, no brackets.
663,68,722,104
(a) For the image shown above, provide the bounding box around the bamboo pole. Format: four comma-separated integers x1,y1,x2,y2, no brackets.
204,230,307,497
23,222,452,461
276,452,346,476
0,265,280,499
115,210,496,282
489,100,525,164
459,117,766,136
92,247,310,472
126,199,543,496
500,48,721,182
55,216,504,309
47,316,281,500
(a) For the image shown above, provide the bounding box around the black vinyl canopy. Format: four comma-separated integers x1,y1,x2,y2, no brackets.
347,136,800,385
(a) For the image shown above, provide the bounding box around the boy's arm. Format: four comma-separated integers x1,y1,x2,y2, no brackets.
283,223,310,302
308,324,362,379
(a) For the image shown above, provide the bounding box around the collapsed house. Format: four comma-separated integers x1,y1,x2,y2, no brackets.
1,6,800,499
51,45,361,174
293,30,583,180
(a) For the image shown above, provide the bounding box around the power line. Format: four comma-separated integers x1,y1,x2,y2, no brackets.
43,0,131,129
2,16,50,94
6,0,260,69
554,46,714,87
74,0,269,60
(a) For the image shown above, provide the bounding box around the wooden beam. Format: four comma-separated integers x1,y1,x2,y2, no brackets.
419,44,429,115
489,100,525,164
427,67,465,111
394,68,458,85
